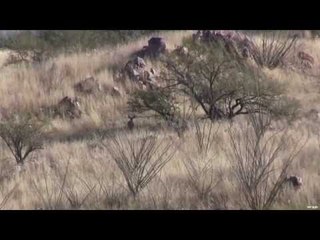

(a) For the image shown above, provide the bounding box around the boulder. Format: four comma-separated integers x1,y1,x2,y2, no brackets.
74,76,101,94
55,96,82,119
113,70,126,86
124,57,147,81
111,86,121,97
35,97,82,120
137,81,147,90
173,46,189,56
148,37,166,52
133,56,146,68
102,84,122,97
140,69,160,88
134,37,167,59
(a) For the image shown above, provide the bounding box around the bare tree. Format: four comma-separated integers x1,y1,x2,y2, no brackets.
103,132,177,198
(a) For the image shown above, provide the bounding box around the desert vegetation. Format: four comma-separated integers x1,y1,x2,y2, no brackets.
0,30,319,210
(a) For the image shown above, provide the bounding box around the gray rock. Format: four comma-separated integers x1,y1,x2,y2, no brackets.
134,57,146,68
138,37,167,58
55,96,82,119
74,76,100,94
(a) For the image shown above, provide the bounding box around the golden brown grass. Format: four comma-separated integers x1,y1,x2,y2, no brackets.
0,30,319,210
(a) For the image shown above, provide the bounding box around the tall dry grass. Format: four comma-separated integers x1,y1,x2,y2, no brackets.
0,30,319,209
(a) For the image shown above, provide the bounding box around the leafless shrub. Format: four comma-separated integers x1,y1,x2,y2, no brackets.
61,174,96,210
30,162,68,210
226,111,308,209
184,156,222,208
193,118,220,155
37,63,64,94
103,132,177,198
182,119,222,208
147,177,172,210
207,192,230,210
0,113,45,165
95,173,128,209
250,31,297,69
0,184,18,210
31,159,97,210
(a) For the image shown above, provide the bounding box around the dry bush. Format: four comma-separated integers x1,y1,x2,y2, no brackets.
251,31,297,69
95,173,128,209
0,114,45,165
30,162,67,210
146,177,172,209
37,63,64,94
30,160,98,210
193,118,219,155
226,111,308,209
183,156,222,208
2,50,51,67
128,87,179,122
2,37,52,66
0,184,18,210
59,172,96,209
62,182,96,209
3,52,29,66
103,132,177,198
182,119,223,208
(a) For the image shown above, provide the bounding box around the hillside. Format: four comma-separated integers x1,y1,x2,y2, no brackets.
0,30,319,210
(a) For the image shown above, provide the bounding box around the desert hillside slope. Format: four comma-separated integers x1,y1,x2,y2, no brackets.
0,30,319,210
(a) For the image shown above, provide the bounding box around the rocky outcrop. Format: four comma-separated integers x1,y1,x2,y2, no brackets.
193,30,255,59
124,56,146,81
122,56,160,90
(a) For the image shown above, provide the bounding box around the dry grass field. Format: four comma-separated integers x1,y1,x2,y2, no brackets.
0,30,319,210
